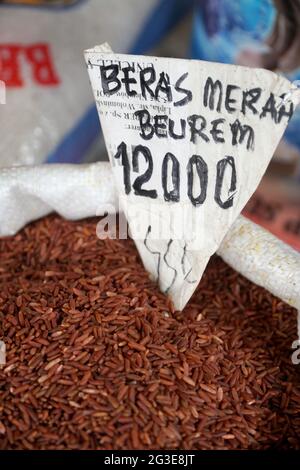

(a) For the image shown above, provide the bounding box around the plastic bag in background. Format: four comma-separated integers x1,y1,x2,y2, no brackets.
191,0,300,181
244,175,300,251
0,0,160,167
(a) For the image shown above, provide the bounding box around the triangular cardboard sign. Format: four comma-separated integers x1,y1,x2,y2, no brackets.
85,43,300,310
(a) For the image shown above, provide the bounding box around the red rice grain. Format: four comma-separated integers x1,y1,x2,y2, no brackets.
0,215,299,450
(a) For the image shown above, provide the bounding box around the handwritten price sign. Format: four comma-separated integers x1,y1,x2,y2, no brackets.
86,44,299,309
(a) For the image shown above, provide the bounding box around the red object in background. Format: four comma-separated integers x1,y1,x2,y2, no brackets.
0,44,23,86
0,43,60,86
243,177,300,251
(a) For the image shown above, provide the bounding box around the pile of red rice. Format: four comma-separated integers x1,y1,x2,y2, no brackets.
0,215,299,450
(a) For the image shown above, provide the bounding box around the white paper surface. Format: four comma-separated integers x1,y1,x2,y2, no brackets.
85,44,300,310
